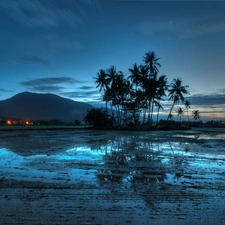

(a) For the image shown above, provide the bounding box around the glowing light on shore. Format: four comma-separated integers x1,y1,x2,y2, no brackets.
7,120,12,125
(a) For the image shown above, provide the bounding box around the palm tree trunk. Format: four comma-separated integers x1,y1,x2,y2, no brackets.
187,109,189,123
142,109,146,125
147,100,151,124
150,98,155,125
156,107,160,127
167,101,175,120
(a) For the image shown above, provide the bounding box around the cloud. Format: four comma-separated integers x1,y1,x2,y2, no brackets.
30,85,66,92
21,77,78,86
20,77,82,93
42,36,84,51
0,0,98,28
138,20,177,37
0,88,12,92
78,85,95,90
186,94,225,106
61,90,100,101
138,13,225,39
181,15,225,39
19,56,50,66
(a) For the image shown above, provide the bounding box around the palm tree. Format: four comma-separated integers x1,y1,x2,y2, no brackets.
154,75,168,119
184,100,191,123
143,51,161,78
107,65,119,89
167,78,189,120
168,113,173,120
128,63,140,90
94,69,110,112
177,107,184,123
192,110,200,121
155,101,163,127
94,69,108,92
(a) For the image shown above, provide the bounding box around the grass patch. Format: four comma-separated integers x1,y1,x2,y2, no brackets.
0,125,92,131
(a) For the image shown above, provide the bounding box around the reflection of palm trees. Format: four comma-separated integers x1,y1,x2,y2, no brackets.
96,150,128,183
96,135,167,185
93,134,189,209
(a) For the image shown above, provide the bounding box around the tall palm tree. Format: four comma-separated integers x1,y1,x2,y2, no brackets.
94,69,109,92
143,51,161,78
94,69,110,112
141,76,155,124
107,65,119,89
167,77,189,120
192,110,200,121
128,63,140,90
138,65,149,124
155,101,163,127
184,100,191,123
177,107,184,123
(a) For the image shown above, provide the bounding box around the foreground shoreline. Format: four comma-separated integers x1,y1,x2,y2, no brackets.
0,124,192,131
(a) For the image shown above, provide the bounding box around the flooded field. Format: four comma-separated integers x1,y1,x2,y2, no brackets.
0,128,225,225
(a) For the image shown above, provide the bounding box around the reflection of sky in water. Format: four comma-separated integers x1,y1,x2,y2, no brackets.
58,147,104,161
0,148,97,184
1,128,225,186
172,128,225,140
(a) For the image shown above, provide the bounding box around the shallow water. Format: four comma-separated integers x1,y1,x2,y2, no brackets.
1,128,225,224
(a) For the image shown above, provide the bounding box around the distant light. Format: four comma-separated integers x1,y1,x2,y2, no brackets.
7,120,12,125
26,121,29,125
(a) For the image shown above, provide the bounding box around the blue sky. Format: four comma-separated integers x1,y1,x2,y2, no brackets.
0,0,225,121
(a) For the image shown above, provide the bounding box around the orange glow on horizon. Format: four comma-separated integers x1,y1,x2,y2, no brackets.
7,120,12,125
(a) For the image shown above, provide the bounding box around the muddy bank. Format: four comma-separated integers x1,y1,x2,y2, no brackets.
1,128,225,224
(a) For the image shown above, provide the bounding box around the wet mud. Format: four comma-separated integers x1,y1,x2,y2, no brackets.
0,128,225,224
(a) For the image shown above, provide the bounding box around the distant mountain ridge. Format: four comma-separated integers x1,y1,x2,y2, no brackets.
0,92,94,123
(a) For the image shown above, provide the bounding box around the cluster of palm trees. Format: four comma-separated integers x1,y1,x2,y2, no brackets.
177,101,200,123
93,50,197,127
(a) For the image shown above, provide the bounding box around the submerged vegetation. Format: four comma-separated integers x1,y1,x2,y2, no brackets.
85,50,200,129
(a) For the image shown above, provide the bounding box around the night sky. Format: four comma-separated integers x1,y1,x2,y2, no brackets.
0,0,225,121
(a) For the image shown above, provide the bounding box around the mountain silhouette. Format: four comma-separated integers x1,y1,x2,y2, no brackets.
0,92,94,122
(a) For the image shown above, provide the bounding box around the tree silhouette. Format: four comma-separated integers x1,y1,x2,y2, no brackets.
192,110,200,121
94,69,109,112
167,78,189,120
143,51,161,77
177,107,184,123
184,100,191,123
92,50,192,129
128,63,141,91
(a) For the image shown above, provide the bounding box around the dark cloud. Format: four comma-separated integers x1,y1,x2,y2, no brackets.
78,85,95,90
218,89,225,93
186,94,225,106
21,77,78,86
20,77,82,93
0,0,98,28
19,56,50,66
0,88,12,92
